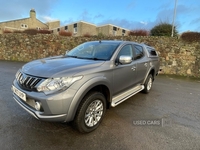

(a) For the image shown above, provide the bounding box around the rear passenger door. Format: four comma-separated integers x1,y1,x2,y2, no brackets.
133,44,149,83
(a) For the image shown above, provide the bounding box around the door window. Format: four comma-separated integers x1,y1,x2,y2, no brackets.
117,45,133,59
134,45,144,59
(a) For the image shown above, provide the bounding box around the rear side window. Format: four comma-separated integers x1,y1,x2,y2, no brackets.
134,45,144,59
146,47,158,56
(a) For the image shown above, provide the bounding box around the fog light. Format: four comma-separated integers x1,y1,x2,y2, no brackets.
35,101,41,111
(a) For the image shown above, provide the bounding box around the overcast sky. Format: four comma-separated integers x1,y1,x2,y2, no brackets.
0,0,199,33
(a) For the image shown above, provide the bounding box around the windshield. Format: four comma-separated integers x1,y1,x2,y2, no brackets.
67,42,120,60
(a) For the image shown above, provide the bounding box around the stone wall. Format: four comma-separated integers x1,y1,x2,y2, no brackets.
0,33,199,77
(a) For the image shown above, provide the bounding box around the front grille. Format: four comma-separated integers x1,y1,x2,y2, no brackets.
16,71,44,91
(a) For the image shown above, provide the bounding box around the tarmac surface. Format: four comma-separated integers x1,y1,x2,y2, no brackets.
0,60,200,150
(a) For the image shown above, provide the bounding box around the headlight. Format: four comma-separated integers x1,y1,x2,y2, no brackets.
37,76,83,94
15,69,21,80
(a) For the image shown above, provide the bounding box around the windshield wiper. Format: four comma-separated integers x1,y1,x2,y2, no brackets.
85,57,107,61
67,55,106,60
66,55,78,58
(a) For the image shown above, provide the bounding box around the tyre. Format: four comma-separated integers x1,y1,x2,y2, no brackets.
73,92,106,133
143,74,153,94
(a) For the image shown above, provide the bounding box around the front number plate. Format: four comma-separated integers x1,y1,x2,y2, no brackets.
12,85,26,101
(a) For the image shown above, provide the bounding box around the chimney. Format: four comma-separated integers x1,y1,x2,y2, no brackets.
30,9,36,19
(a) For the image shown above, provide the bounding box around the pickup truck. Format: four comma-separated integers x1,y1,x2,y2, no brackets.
12,40,160,133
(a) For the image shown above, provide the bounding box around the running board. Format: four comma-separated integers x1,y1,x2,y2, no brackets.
111,85,144,107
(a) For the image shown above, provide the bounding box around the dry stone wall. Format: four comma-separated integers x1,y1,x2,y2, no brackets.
0,33,199,78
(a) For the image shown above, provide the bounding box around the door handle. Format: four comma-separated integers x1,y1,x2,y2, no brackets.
131,66,136,71
144,63,148,67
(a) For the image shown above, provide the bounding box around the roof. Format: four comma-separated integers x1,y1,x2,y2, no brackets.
0,17,30,24
97,24,130,31
0,17,48,28
61,21,97,28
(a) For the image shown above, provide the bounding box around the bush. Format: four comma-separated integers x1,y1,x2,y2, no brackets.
181,32,200,43
83,33,91,37
97,33,105,38
129,29,149,36
23,29,38,35
13,30,23,33
59,30,72,36
3,30,12,34
38,29,51,34
150,23,178,37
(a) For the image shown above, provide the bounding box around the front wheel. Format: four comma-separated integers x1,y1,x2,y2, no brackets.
143,74,153,94
73,92,106,133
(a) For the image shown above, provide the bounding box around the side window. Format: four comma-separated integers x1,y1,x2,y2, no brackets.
117,45,133,59
134,45,144,59
147,47,158,56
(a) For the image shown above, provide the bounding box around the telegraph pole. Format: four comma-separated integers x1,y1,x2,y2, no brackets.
171,0,178,37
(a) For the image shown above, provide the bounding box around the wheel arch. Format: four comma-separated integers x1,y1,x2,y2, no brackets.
143,67,155,84
65,77,112,122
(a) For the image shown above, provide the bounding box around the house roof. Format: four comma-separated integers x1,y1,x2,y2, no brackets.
97,24,130,31
0,17,30,24
0,17,48,28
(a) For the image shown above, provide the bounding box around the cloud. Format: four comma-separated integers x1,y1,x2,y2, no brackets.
60,10,105,26
41,16,59,22
94,14,104,19
78,10,91,21
62,18,75,25
127,1,135,9
190,17,200,25
97,19,156,30
140,21,148,25
176,4,190,14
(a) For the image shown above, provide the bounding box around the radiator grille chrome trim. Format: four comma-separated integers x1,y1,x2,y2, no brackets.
16,71,44,91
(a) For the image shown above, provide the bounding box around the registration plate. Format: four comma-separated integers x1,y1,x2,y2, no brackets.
12,85,26,101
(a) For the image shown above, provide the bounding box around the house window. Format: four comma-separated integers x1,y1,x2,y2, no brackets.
65,26,68,31
21,24,28,28
113,26,117,36
122,29,126,36
37,27,41,30
57,28,60,32
74,23,77,33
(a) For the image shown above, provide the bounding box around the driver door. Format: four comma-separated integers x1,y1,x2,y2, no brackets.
113,44,137,95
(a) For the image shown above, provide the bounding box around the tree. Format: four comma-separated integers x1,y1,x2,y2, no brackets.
150,23,178,37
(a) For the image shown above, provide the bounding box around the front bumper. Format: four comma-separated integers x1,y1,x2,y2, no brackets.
12,79,76,122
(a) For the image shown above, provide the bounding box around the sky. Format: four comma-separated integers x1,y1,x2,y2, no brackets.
0,0,200,33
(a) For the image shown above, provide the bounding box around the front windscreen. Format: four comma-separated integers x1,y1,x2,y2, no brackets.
67,42,120,60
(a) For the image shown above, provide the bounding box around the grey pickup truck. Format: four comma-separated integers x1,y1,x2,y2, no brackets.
12,40,160,133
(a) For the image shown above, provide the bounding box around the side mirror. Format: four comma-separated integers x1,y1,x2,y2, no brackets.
119,56,132,64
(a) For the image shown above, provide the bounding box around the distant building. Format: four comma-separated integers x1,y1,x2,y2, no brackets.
53,22,130,36
97,24,129,36
0,9,54,34
0,9,130,36
52,21,97,36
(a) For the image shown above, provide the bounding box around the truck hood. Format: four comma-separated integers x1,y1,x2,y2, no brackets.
22,56,105,78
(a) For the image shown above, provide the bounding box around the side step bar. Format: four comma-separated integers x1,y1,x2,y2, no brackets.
111,85,144,107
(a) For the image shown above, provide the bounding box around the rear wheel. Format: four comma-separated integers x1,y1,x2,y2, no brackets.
73,92,106,133
143,74,153,93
